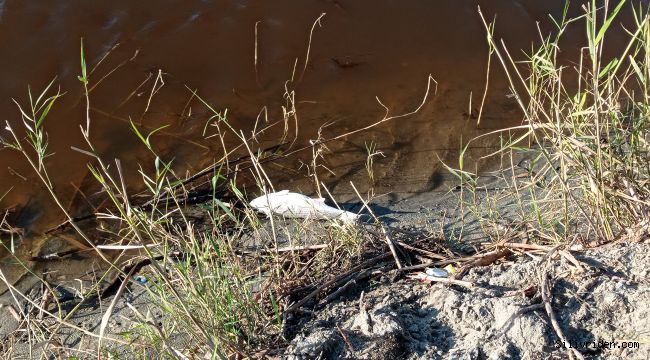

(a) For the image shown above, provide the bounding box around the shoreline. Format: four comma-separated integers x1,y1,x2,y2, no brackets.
1,166,647,358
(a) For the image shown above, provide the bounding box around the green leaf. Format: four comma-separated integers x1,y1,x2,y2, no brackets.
36,94,62,129
34,77,57,111
146,124,170,145
598,57,619,78
629,55,645,84
595,0,627,45
79,38,88,84
130,120,148,147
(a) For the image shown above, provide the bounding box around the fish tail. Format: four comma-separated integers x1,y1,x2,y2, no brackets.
338,211,359,224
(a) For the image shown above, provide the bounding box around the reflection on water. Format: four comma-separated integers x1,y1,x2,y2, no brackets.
0,0,636,282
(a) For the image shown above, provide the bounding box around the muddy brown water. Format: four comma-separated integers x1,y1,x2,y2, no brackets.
0,1,638,292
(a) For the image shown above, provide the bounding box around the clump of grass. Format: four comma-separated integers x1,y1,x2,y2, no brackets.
364,141,385,187
0,37,383,359
0,47,276,359
451,0,649,245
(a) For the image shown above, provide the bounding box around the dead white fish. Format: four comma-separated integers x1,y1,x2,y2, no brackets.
249,190,359,224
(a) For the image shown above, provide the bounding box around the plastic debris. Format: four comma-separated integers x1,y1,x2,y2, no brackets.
444,264,457,274
425,267,449,278
133,275,148,284
249,190,359,224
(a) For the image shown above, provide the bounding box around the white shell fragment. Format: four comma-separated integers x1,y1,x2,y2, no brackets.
249,190,359,224
425,267,449,278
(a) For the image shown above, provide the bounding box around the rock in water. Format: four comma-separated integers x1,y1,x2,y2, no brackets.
249,190,359,224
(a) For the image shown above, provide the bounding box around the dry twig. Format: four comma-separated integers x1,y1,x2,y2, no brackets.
284,253,390,313
540,264,585,360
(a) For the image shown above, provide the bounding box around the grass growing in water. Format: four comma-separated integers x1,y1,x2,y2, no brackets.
448,0,649,245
